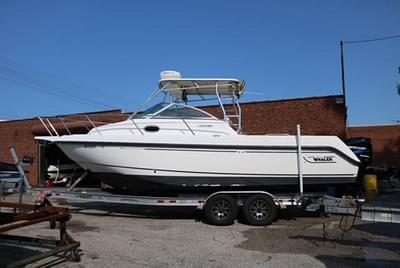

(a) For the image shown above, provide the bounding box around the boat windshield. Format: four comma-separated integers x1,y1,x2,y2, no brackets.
143,102,169,116
135,102,215,119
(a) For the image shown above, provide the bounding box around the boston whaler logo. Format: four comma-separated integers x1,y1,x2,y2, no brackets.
304,155,336,163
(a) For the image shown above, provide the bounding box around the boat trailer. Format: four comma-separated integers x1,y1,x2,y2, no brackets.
0,148,80,267
0,200,80,267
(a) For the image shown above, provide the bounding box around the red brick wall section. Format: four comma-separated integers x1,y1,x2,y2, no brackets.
348,125,400,168
202,95,346,137
0,118,39,186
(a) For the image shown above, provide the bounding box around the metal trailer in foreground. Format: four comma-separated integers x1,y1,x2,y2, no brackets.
0,148,81,267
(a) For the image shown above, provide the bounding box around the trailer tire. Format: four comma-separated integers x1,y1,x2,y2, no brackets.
243,194,277,226
204,194,238,226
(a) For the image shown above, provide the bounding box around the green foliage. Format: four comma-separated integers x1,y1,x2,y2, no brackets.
398,83,400,95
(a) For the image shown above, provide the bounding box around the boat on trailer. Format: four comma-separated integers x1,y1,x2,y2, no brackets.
36,71,360,194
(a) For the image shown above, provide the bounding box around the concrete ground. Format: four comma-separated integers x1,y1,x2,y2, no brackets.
1,194,400,268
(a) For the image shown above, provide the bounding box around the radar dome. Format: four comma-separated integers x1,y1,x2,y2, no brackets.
160,71,181,80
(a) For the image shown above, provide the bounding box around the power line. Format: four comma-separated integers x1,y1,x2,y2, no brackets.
0,63,117,109
0,69,109,109
344,34,400,44
0,57,119,109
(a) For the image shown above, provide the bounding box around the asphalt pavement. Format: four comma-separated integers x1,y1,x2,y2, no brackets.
1,194,400,267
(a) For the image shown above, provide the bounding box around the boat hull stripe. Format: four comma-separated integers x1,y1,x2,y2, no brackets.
82,161,355,177
54,141,360,165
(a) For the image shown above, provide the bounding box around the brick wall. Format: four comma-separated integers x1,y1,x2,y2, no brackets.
0,110,127,186
202,95,346,137
0,118,40,186
348,124,400,168
0,96,347,185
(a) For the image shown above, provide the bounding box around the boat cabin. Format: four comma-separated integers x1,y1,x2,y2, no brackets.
120,71,246,135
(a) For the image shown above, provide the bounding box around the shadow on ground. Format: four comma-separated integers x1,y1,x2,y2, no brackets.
0,243,42,268
316,255,400,268
291,235,400,254
64,200,322,226
0,242,73,268
64,201,203,221
353,223,400,239
236,215,400,267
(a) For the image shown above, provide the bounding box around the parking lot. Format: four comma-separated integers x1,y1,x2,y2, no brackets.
1,194,400,268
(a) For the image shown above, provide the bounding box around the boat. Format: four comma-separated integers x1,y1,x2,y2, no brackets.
0,162,21,192
36,71,360,194
0,162,21,180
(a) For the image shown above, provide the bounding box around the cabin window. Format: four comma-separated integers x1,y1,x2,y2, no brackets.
133,102,215,119
153,104,212,119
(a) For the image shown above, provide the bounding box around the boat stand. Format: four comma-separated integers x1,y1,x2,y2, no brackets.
0,200,80,267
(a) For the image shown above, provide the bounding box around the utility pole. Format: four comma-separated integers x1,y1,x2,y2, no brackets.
340,40,348,131
340,40,347,105
397,66,400,95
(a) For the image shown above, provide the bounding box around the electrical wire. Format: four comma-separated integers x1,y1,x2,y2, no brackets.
0,64,116,109
0,72,110,109
344,34,400,44
0,57,119,109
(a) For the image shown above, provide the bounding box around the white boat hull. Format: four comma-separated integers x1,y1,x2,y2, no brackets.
50,136,360,191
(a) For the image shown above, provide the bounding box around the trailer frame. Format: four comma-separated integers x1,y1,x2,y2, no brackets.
0,201,81,267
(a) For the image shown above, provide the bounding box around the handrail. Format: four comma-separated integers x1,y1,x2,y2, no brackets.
59,117,72,135
215,82,227,121
38,115,113,136
214,81,243,133
38,117,53,136
46,119,59,136
85,115,102,135
232,92,242,133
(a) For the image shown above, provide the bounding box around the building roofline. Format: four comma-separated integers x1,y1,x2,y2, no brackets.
349,123,400,128
198,94,344,108
0,109,124,123
0,95,347,124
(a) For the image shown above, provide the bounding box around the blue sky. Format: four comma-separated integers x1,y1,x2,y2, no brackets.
0,0,399,125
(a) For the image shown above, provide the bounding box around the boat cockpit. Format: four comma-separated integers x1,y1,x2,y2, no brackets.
83,71,246,136
129,71,246,133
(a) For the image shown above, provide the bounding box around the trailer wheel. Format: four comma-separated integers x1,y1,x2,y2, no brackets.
204,194,238,226
243,194,277,226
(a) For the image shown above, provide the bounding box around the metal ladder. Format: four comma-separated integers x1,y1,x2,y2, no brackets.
223,92,242,133
215,85,242,133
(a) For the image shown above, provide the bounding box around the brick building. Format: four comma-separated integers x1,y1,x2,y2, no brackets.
0,95,348,186
0,110,128,187
203,95,346,137
348,124,400,168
